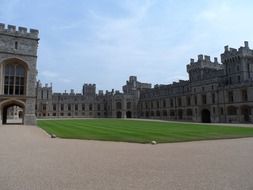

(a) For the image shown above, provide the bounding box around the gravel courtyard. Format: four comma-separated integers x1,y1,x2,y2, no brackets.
1,125,253,190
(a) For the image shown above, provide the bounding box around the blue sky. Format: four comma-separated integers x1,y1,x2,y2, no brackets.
1,0,253,93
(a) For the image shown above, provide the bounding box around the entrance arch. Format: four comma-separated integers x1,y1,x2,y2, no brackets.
201,109,211,123
1,100,25,125
126,111,132,118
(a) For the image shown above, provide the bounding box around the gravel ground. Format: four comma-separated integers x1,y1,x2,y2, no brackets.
1,125,253,190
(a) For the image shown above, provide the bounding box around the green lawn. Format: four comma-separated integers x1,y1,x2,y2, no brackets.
37,119,253,143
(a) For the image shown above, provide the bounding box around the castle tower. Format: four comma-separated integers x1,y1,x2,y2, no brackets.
187,55,223,82
0,24,39,125
221,41,253,85
82,84,96,97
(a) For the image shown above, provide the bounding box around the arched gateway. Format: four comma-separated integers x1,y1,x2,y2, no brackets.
0,24,39,125
201,109,211,123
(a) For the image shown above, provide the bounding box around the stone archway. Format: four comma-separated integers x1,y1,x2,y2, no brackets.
126,111,132,118
201,109,211,123
1,100,25,125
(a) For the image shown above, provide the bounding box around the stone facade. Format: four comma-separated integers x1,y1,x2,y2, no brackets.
36,42,253,123
0,24,39,125
36,77,151,119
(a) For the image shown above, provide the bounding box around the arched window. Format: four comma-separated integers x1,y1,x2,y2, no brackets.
4,64,25,95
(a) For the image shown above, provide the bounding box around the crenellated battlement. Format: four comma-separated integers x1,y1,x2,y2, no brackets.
221,41,253,62
0,23,39,39
83,84,96,87
187,54,222,73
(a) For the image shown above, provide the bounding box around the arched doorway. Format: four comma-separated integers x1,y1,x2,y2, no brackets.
201,109,211,123
116,111,122,118
126,111,132,118
1,100,25,125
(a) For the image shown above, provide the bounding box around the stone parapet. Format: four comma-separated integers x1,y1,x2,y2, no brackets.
0,23,39,39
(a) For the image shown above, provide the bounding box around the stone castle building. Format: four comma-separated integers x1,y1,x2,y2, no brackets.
0,24,39,125
36,41,253,124
0,24,252,124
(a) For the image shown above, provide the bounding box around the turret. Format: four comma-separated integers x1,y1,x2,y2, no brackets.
221,41,253,85
187,55,223,82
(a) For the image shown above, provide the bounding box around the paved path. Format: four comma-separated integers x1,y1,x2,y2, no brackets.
1,125,253,190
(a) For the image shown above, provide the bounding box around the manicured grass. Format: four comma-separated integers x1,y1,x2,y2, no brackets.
37,119,253,143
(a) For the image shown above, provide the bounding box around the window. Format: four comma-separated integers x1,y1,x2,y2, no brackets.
75,104,78,111
237,75,241,83
61,104,64,111
228,91,233,103
170,99,174,107
212,93,215,104
68,104,71,111
241,90,248,101
194,96,197,105
116,102,121,110
202,95,206,104
15,41,18,49
53,104,56,111
177,98,182,107
187,96,191,106
220,107,224,115
156,101,160,108
237,65,240,71
97,104,101,111
42,104,46,111
163,100,166,108
82,104,85,111
4,64,25,95
187,109,192,116
89,104,93,111
127,102,131,109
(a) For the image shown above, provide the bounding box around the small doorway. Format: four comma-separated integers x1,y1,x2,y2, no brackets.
201,109,211,123
126,111,132,118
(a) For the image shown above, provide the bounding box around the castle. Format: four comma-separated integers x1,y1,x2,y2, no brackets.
0,23,252,125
